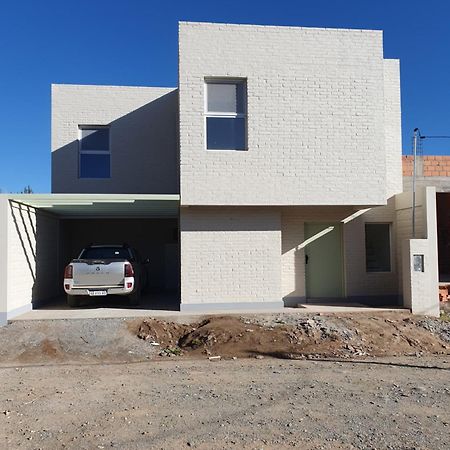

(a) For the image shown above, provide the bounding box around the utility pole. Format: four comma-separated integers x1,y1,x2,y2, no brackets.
412,128,419,239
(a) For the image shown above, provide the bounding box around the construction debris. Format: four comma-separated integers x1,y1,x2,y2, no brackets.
135,313,450,360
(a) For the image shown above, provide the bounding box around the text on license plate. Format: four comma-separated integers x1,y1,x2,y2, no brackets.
88,290,107,297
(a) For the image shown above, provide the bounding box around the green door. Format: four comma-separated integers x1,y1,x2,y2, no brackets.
305,223,344,299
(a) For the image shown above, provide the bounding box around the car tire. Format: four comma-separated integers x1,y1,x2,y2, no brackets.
67,295,81,307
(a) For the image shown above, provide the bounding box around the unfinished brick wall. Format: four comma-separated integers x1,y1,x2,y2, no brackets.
402,155,450,177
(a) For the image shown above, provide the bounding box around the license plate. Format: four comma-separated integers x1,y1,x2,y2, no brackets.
88,290,107,297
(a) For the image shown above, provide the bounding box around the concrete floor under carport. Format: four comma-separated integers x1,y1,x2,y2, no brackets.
12,300,406,321
0,194,180,324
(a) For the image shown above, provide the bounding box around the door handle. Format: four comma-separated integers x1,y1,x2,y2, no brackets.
305,254,309,265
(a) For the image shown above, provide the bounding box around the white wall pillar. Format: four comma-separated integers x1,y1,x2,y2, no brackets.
0,196,8,325
396,187,439,316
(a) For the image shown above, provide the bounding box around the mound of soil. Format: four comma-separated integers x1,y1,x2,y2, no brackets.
1,312,449,366
137,313,450,359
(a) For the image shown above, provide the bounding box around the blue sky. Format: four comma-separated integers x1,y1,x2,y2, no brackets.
1,0,450,193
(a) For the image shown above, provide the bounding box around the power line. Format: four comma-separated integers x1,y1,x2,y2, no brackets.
420,135,450,139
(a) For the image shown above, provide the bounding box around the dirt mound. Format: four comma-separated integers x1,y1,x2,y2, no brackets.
137,314,450,359
137,316,311,358
137,319,193,347
1,313,449,366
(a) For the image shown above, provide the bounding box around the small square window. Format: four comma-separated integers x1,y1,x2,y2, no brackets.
365,223,391,272
79,126,110,179
205,79,247,151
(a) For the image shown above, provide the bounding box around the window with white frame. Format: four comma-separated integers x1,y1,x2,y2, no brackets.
79,126,110,178
205,79,247,150
365,223,391,272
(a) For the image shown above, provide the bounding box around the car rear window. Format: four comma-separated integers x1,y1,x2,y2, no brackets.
79,247,131,260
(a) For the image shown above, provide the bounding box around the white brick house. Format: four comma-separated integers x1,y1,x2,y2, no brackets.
0,21,440,323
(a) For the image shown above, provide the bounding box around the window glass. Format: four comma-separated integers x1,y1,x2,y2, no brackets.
80,247,130,260
80,128,109,151
80,153,110,178
207,83,245,114
206,117,246,150
365,224,391,272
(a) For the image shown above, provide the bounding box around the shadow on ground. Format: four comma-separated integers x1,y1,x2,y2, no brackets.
37,290,180,311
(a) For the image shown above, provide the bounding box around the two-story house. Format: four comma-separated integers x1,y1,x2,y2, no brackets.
0,22,439,324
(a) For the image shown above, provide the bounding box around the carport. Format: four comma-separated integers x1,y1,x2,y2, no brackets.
0,194,180,324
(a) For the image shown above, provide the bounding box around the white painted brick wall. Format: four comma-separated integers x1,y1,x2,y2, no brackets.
179,22,391,206
281,203,403,301
384,60,403,197
395,189,427,295
0,198,8,321
52,84,179,194
182,204,404,307
180,207,281,305
344,201,399,297
5,200,60,313
398,187,439,316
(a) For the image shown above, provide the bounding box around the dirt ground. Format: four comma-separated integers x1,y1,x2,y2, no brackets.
1,357,450,449
1,312,450,449
135,312,450,360
1,312,448,365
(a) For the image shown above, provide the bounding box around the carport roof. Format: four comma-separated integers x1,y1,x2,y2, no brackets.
7,194,180,218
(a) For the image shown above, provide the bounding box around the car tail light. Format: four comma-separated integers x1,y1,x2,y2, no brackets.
126,282,133,289
64,265,73,279
124,263,134,277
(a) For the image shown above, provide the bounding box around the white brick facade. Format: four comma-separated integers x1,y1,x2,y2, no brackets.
0,198,60,323
4,21,438,322
52,84,178,194
181,201,429,309
344,201,399,298
383,60,403,198
179,22,396,206
175,22,420,312
180,207,282,307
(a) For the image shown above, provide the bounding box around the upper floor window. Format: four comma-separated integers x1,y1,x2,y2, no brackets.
79,126,110,178
205,79,247,150
365,223,392,272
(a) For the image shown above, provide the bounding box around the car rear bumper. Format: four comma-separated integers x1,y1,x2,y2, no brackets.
64,277,135,296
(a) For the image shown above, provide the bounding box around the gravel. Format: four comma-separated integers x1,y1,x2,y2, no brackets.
1,314,450,448
417,316,450,342
1,357,449,449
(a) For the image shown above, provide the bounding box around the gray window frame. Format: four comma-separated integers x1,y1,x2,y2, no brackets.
78,125,111,179
204,78,247,151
